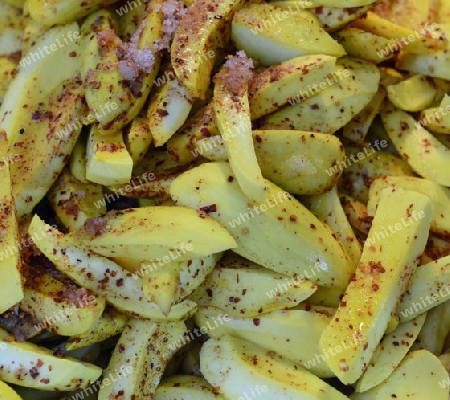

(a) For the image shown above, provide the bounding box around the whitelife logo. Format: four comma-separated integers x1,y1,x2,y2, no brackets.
57,102,118,139
376,23,439,58
364,210,426,248
250,1,314,35
325,140,388,176
168,314,230,351
288,69,351,106
33,294,98,332
20,31,80,67
228,191,290,228
131,242,193,279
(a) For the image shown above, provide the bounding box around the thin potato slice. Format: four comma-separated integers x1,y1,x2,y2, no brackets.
319,188,433,384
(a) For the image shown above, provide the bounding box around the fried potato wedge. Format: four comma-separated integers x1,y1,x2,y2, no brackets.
248,54,337,119
98,319,187,399
86,125,133,186
258,58,380,134
48,169,106,231
191,258,317,317
29,215,197,321
0,328,102,391
171,162,354,288
66,206,236,261
0,24,86,217
201,335,348,399
381,102,450,187
20,265,106,336
396,254,450,322
319,188,433,384
368,176,450,236
354,313,427,392
195,306,335,378
64,307,128,351
171,0,247,99
231,4,346,66
0,131,23,314
155,375,225,399
350,350,449,400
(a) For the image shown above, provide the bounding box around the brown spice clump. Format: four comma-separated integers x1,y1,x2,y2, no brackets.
213,51,254,98
154,0,187,53
83,217,107,238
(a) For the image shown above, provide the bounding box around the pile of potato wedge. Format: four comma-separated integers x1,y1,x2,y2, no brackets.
2,0,450,398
